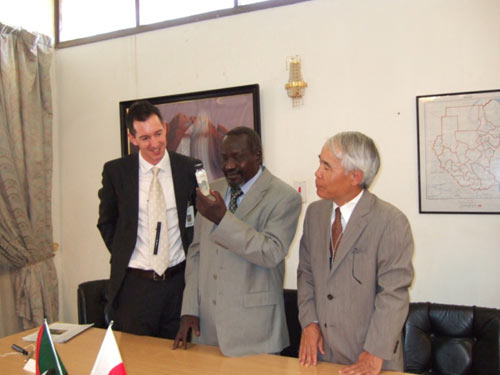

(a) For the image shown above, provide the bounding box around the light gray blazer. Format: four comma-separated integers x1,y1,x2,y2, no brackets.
181,167,302,356
297,190,414,371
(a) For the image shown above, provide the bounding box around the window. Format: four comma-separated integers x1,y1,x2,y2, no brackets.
139,0,234,25
55,0,311,48
58,0,136,42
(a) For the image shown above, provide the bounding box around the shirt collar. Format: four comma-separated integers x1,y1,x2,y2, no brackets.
138,150,170,174
239,166,263,195
226,166,263,200
333,189,364,225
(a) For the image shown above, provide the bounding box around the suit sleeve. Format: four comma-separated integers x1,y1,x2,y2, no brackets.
180,213,202,317
363,211,414,360
210,189,302,268
296,205,319,328
97,163,118,253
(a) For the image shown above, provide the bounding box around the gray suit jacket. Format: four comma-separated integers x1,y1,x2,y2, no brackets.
181,167,302,356
297,190,414,371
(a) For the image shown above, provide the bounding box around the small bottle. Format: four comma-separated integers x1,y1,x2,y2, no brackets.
194,163,210,196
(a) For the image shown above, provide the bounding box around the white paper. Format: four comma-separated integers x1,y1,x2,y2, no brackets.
22,322,94,343
23,358,36,374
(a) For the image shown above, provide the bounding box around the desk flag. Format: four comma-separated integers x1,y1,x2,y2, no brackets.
36,319,67,375
90,322,126,375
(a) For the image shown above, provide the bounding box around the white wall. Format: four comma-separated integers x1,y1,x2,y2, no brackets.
54,0,500,323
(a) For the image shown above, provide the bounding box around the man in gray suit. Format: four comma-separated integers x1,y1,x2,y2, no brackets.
297,132,414,374
173,126,302,356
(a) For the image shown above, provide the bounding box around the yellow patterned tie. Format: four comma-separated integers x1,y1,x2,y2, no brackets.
149,167,169,275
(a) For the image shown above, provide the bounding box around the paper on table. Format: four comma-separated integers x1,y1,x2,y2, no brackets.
23,358,36,374
22,322,94,343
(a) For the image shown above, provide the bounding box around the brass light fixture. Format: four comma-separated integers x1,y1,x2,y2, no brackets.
285,55,308,106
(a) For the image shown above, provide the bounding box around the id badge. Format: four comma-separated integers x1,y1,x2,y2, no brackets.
185,203,195,228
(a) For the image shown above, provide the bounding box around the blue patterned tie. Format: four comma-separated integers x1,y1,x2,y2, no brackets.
229,187,243,213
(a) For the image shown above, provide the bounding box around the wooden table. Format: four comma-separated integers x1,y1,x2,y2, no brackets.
0,328,408,374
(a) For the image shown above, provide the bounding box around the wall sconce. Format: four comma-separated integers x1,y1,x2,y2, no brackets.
285,55,308,106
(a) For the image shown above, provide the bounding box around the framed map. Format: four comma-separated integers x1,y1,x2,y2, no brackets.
417,89,500,214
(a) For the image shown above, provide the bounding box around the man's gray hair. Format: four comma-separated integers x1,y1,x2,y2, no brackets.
326,131,380,189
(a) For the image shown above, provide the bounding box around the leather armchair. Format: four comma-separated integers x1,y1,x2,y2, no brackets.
279,290,500,375
403,302,500,374
77,279,109,328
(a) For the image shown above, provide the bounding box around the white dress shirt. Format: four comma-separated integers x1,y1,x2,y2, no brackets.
129,151,186,270
331,189,365,232
224,166,263,207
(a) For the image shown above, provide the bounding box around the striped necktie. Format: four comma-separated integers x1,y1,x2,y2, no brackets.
329,207,342,267
229,187,243,213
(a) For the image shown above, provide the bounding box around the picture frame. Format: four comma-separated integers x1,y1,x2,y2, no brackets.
416,89,500,214
120,84,260,181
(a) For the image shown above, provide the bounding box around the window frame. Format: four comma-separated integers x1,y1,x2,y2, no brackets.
54,0,311,49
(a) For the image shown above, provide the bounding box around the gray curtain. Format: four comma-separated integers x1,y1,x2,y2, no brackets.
0,23,58,331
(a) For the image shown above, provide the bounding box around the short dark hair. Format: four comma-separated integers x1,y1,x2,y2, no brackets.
126,101,163,136
225,126,262,156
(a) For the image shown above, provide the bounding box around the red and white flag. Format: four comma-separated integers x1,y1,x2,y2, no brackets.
91,323,126,375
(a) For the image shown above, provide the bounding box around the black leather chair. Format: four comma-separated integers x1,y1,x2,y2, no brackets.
281,288,301,358
403,302,500,375
280,291,500,375
77,279,110,329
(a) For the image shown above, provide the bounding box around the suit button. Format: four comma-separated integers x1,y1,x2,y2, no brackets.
213,274,217,280
324,323,327,328
327,294,334,300
212,300,216,305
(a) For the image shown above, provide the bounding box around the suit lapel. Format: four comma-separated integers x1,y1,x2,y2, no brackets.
124,154,139,221
235,168,272,219
119,154,139,264
317,200,333,271
169,151,185,216
209,167,272,222
210,168,271,219
330,191,373,274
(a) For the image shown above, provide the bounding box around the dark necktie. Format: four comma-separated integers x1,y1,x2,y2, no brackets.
330,207,342,267
229,187,243,213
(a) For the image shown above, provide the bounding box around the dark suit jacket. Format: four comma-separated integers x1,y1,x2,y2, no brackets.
97,151,199,313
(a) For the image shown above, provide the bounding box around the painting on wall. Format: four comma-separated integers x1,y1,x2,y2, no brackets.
416,89,500,214
120,84,261,182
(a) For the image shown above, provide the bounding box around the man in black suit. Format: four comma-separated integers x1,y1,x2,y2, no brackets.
97,100,199,339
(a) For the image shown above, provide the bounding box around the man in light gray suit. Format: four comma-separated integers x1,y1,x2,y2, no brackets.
173,126,302,356
297,132,414,375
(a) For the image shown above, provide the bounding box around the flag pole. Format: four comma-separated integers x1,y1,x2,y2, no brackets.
43,319,64,375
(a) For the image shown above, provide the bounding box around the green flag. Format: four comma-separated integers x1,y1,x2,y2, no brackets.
36,320,68,375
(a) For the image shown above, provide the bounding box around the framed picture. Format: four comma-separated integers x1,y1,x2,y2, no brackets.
120,84,261,181
416,89,500,214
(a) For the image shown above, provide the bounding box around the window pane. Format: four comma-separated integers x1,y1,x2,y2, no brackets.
140,0,234,25
59,0,136,41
